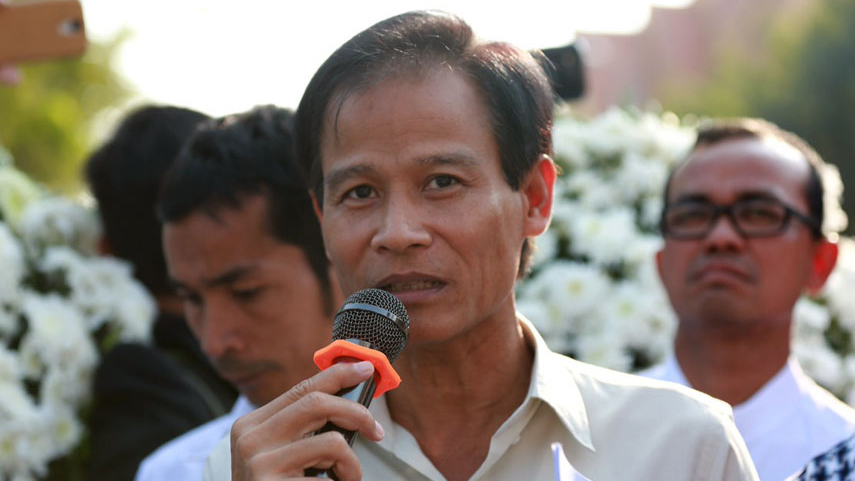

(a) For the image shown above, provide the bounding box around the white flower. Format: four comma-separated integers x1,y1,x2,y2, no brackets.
40,248,155,340
569,207,640,266
823,237,855,331
530,229,559,270
17,197,100,256
0,223,24,310
0,166,43,229
0,347,22,383
794,339,844,393
18,292,96,374
819,162,848,234
612,151,669,203
522,261,612,322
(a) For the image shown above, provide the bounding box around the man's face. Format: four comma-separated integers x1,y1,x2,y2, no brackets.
315,70,552,348
163,195,334,406
657,137,828,331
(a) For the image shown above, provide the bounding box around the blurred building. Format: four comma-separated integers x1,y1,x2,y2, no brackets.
574,0,815,115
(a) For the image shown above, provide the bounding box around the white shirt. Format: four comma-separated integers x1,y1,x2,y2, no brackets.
205,318,759,481
135,396,254,481
642,356,855,481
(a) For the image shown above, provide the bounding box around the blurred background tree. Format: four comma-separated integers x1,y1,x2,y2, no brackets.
0,35,131,194
660,0,854,233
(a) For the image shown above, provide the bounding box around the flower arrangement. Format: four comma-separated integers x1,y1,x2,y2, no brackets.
0,149,156,481
517,106,855,405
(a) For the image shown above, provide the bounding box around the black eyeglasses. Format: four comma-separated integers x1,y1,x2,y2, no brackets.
660,198,822,240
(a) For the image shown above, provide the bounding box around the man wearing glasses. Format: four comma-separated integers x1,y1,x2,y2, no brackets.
643,118,855,481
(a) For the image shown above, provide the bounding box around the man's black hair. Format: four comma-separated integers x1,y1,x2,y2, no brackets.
295,10,555,277
85,105,209,295
158,105,334,311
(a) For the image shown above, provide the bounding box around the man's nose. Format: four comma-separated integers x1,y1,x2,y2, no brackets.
370,195,432,253
702,212,746,252
198,301,244,359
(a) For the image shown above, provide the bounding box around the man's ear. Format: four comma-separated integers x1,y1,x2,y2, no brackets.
522,154,557,238
655,249,665,281
310,191,323,223
806,238,838,295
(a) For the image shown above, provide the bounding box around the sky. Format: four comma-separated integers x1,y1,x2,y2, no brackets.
79,0,696,118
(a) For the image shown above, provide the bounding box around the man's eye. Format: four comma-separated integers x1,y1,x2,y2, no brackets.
427,175,459,189
178,291,202,306
233,288,263,301
344,185,376,200
670,208,711,226
738,205,784,224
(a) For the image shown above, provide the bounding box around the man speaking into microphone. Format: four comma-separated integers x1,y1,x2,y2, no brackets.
208,10,759,481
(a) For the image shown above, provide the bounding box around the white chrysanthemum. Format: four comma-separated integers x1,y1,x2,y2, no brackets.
41,248,155,340
110,279,156,342
0,381,37,422
41,406,83,459
793,297,832,333
569,207,640,266
40,362,94,409
530,229,559,271
562,170,617,210
613,151,669,203
574,329,633,372
818,162,848,234
639,196,664,231
18,292,96,372
0,223,24,307
823,237,855,331
794,339,844,393
18,197,100,256
595,281,676,361
517,300,573,354
0,166,43,230
0,347,22,384
622,234,662,273
552,117,591,170
521,261,612,321
637,110,695,163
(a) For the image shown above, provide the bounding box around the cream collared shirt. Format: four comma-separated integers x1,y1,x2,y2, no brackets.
205,318,758,480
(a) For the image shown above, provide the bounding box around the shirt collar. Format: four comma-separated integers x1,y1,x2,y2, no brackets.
519,314,595,452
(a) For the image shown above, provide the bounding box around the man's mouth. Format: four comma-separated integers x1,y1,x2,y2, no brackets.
381,280,444,293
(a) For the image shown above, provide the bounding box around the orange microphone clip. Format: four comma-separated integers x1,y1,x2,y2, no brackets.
313,339,402,398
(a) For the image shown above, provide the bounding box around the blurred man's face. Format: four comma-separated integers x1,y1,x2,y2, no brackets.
314,69,553,350
163,194,334,406
657,137,830,332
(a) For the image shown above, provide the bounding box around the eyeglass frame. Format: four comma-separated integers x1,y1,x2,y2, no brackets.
659,197,823,240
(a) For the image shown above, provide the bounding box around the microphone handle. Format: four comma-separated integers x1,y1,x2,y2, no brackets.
304,375,378,478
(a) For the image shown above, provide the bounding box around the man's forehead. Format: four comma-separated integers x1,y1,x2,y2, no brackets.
670,136,811,200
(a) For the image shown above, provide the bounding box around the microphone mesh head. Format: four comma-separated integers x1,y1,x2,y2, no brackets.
333,288,409,362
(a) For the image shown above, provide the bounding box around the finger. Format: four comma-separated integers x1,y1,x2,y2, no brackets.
236,431,363,481
234,388,382,462
276,389,383,442
237,361,375,428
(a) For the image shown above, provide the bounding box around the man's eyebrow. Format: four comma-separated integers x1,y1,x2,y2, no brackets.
205,265,256,288
324,164,375,195
168,265,257,292
415,153,479,168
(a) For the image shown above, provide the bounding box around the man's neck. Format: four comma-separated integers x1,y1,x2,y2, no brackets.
386,313,534,481
674,318,791,406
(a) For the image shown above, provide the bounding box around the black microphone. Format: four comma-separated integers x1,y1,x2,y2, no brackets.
305,288,409,478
